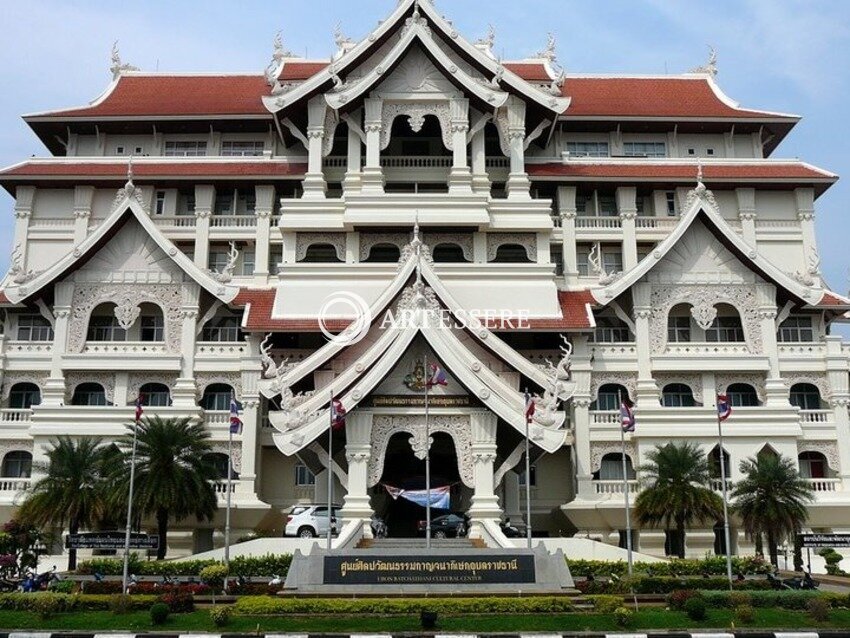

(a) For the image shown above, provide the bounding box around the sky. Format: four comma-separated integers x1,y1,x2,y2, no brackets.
0,0,848,300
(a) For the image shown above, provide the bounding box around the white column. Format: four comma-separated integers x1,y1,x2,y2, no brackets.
825,337,850,490
558,186,578,285
736,188,757,246
42,282,72,406
504,97,530,199
470,116,489,193
254,185,275,278
341,411,374,532
12,186,35,266
617,187,638,270
448,98,473,194
303,96,328,199
503,471,522,522
757,285,787,407
632,283,658,406
362,98,384,194
343,109,363,194
237,399,259,497
72,186,94,245
468,411,501,539
572,335,595,499
193,185,214,270
172,284,200,407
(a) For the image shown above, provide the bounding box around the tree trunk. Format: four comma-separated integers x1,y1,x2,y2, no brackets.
67,518,79,572
156,508,169,561
766,530,778,567
793,533,804,572
675,515,686,559
754,533,763,558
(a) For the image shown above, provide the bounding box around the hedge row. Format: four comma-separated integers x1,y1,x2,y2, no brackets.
695,590,850,610
233,595,574,615
569,556,772,578
0,592,158,612
578,575,773,595
76,553,292,577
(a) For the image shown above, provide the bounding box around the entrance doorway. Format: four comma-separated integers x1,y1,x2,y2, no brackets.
371,431,471,537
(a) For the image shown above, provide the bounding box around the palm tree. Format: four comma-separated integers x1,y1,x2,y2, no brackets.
634,442,724,559
111,416,218,560
17,436,108,570
732,453,814,567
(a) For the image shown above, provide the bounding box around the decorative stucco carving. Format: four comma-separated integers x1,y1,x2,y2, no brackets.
64,372,116,404
654,374,704,405
424,233,473,261
590,374,637,403
367,414,474,488
360,233,410,261
126,374,177,404
486,234,537,263
196,373,243,399
785,373,832,404
296,233,346,262
1,373,49,400
380,102,453,151
716,374,767,403
649,285,763,355
210,443,242,473
68,284,183,354
590,441,635,473
0,440,33,464
798,440,840,472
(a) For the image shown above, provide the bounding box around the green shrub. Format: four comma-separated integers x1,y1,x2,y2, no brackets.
818,548,847,576
728,591,752,608
588,594,624,614
807,597,830,622
149,602,169,625
109,594,133,615
0,592,156,612
569,556,771,578
157,590,194,613
76,553,293,578
668,589,700,610
613,606,632,627
210,605,231,627
200,564,228,592
684,595,707,621
734,604,755,624
49,579,76,594
701,590,833,610
31,593,65,619
233,596,573,615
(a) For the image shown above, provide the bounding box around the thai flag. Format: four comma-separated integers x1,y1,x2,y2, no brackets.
525,391,536,424
331,399,346,431
620,398,636,433
427,363,448,388
134,395,144,423
229,396,242,434
717,394,732,422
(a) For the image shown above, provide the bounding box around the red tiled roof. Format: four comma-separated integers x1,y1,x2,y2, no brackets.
28,75,272,119
0,161,307,180
504,62,554,82
233,288,596,332
279,61,331,82
0,292,9,305
527,161,835,181
817,292,850,308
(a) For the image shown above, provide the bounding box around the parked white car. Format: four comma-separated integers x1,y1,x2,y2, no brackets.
284,505,341,538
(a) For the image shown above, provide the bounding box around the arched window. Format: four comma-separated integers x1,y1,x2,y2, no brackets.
1,451,32,478
491,244,532,264
726,383,759,407
790,383,822,410
201,383,233,411
594,452,636,480
301,244,343,263
432,243,469,263
592,384,627,411
87,304,127,342
798,451,830,479
139,383,171,407
661,383,696,407
667,304,692,343
778,316,815,343
71,383,108,406
139,303,165,342
203,452,231,480
705,304,744,342
8,383,41,409
364,243,401,263
708,446,731,479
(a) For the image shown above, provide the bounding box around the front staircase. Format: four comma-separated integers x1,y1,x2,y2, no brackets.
356,537,488,549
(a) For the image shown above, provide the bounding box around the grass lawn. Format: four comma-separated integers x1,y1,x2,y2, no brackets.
1,608,850,632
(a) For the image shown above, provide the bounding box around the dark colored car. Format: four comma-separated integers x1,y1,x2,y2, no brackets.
417,513,469,538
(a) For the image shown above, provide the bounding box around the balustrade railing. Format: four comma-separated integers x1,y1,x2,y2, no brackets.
0,478,30,492
28,218,75,229
800,409,833,424
589,410,620,425
755,219,801,230
0,409,33,424
156,216,197,228
213,481,236,494
210,215,257,228
805,478,840,492
663,342,749,355
635,217,680,231
81,341,169,355
594,480,639,495
575,216,622,230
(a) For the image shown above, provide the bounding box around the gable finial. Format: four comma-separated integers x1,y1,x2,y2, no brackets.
109,40,139,80
537,32,557,62
126,155,134,185
690,45,718,77
475,24,496,53
696,158,704,185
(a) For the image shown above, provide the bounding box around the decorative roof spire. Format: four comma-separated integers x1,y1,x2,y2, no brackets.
265,31,292,89
475,24,496,53
109,41,139,80
690,45,718,77
685,159,718,211
536,32,557,62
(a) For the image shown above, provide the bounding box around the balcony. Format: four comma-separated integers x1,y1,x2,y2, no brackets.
81,341,169,355
209,215,257,229
710,478,733,493
155,216,197,228
799,409,833,424
594,479,639,495
575,216,622,231
590,410,620,426
0,409,33,425
65,341,181,370
0,478,30,493
806,478,841,492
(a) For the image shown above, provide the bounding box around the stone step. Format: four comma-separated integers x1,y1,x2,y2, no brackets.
359,537,479,550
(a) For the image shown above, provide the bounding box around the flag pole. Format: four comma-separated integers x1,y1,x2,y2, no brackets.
424,353,431,550
121,402,140,594
327,389,334,551
618,389,634,579
716,394,734,590
224,408,233,589
524,387,532,549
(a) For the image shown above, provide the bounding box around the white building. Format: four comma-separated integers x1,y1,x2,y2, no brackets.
0,0,847,558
